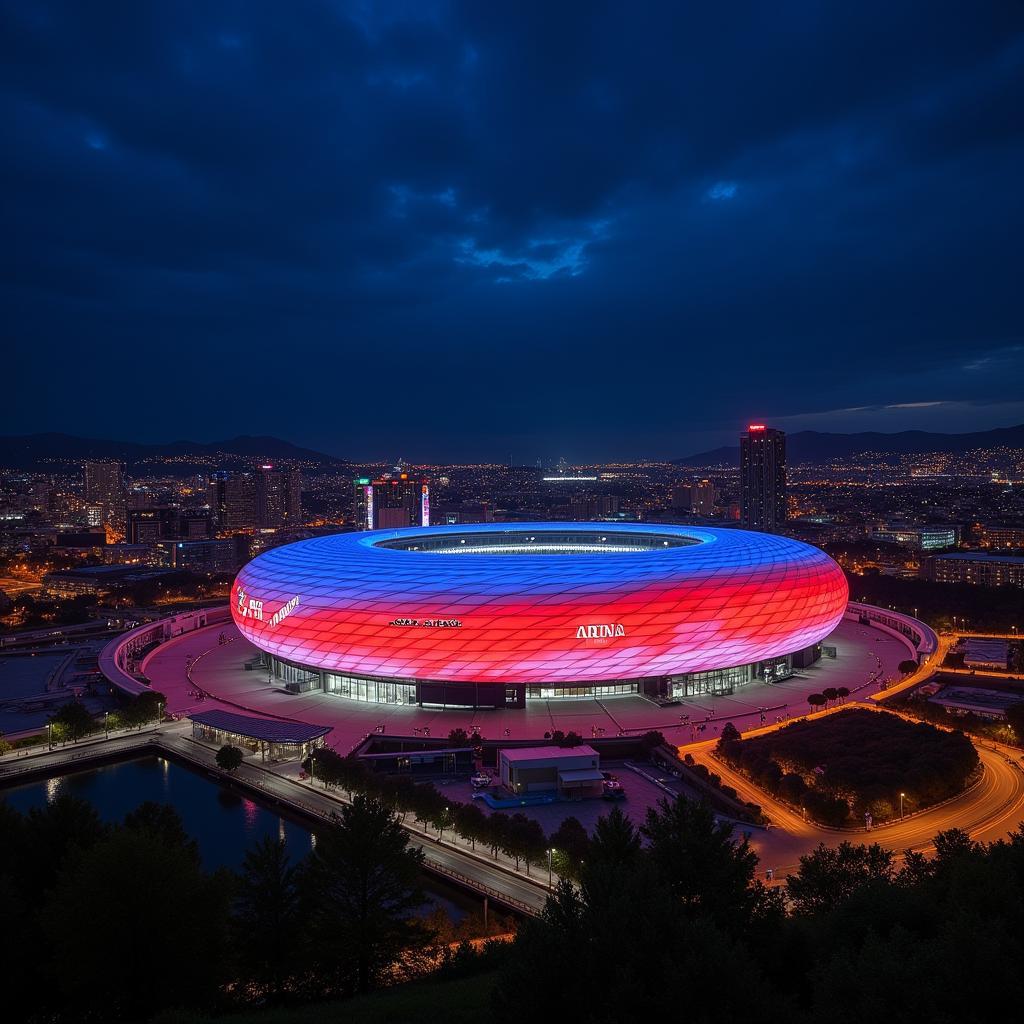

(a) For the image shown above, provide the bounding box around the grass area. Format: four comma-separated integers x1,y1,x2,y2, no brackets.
153,972,499,1024
717,708,979,825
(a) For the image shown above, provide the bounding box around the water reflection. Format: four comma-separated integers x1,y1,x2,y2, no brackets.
3,756,313,869
2,756,468,920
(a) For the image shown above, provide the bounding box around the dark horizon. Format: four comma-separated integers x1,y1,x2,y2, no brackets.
4,417,1024,469
3,4,1023,460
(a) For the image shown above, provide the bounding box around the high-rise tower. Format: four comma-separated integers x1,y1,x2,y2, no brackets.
740,425,786,532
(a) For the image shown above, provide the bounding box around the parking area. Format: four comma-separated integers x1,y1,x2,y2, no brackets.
432,759,707,834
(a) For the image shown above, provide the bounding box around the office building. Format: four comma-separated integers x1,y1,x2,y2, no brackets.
208,472,257,531
569,494,621,520
154,538,240,573
353,473,430,530
740,425,786,532
927,552,1024,587
979,523,1024,549
673,479,717,516
127,507,214,544
83,460,124,525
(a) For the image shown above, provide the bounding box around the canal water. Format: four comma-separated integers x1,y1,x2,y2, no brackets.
1,755,474,920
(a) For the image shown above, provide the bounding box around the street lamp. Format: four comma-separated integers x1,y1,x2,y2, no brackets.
47,721,53,750
547,847,555,888
104,711,109,739
900,792,906,820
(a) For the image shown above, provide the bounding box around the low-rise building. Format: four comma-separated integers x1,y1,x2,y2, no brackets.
498,744,604,799
963,637,1010,671
42,564,175,598
871,522,959,551
927,552,1024,587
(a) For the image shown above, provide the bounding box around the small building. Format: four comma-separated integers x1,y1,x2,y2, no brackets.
189,708,331,762
359,746,476,777
927,552,1024,587
43,564,176,598
928,686,1022,720
963,638,1010,671
499,744,604,799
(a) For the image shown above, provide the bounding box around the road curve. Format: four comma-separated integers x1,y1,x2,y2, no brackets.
693,740,1024,878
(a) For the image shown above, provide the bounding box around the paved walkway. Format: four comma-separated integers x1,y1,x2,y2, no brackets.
143,618,910,752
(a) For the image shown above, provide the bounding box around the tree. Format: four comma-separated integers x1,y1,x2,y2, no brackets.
778,772,808,804
495,804,773,1023
807,693,827,712
486,812,512,860
120,689,166,728
216,744,245,772
447,727,470,747
40,826,230,1019
720,721,741,742
898,659,919,675
641,797,778,933
300,795,430,995
452,801,488,851
21,795,108,893
801,788,850,827
640,729,667,750
48,700,95,743
549,816,591,881
836,686,850,702
233,837,302,1002
786,841,895,915
822,687,839,704
1006,702,1024,742
123,801,199,864
507,813,547,875
588,806,642,870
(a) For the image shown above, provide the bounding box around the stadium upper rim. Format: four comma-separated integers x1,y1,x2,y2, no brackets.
372,525,705,555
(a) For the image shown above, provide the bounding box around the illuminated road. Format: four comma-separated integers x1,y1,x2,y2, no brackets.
688,728,1024,878
0,576,42,597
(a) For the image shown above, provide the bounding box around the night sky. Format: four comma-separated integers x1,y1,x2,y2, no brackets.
3,3,1023,461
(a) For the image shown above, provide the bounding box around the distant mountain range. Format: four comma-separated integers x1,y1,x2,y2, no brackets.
0,433,347,471
675,424,1024,466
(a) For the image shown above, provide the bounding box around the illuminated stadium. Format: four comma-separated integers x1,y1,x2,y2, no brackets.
230,523,849,709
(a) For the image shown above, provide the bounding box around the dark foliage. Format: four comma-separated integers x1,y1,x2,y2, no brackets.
718,709,978,825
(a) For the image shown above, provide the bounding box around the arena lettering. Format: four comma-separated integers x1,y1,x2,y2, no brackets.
389,618,462,628
576,623,626,640
269,595,300,628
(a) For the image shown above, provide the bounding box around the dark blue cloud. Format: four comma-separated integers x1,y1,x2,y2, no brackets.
2,1,1023,459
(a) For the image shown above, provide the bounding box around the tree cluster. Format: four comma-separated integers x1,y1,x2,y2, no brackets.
496,800,1024,1024
45,690,165,744
716,708,978,825
307,747,593,879
0,792,497,1022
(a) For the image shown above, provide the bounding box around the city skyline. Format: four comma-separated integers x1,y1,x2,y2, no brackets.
3,4,1023,459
